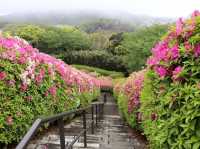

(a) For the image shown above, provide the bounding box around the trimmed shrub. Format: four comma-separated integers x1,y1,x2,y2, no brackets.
140,10,200,148
0,36,100,144
114,10,200,149
72,64,124,79
113,70,145,129
60,50,127,73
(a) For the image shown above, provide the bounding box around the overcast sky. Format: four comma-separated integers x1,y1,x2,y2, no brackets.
0,0,199,18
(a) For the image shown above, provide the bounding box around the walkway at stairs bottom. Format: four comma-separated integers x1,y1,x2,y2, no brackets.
27,93,147,149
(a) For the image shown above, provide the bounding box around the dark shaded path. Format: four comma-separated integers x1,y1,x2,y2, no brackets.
27,93,147,149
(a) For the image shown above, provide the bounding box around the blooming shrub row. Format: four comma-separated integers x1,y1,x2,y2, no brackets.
98,76,113,89
113,70,145,128
114,10,200,149
0,36,101,144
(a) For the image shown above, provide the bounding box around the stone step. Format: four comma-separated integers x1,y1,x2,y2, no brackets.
26,93,147,149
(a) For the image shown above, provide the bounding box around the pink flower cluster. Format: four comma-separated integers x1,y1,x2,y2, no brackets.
0,36,101,97
147,10,200,81
98,77,113,89
0,71,6,80
123,70,145,114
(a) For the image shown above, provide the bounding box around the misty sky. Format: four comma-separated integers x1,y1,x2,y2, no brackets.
0,0,199,18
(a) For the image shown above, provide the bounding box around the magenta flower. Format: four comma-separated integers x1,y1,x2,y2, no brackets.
154,66,167,78
147,57,158,66
173,66,183,75
18,56,27,64
1,39,15,49
133,95,140,107
7,80,16,87
152,42,169,62
35,68,45,85
48,86,57,96
18,47,26,53
20,83,28,92
176,18,184,36
194,44,200,57
184,41,192,52
0,71,6,80
170,45,180,60
192,10,200,17
172,66,183,81
127,71,145,113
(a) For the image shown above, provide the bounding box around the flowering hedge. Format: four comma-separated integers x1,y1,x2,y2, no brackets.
0,36,100,144
140,10,200,148
98,76,113,89
113,70,145,128
114,10,200,149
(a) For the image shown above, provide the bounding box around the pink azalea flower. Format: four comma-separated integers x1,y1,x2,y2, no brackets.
176,18,184,36
20,83,28,92
35,68,45,85
154,66,167,78
49,86,57,96
173,66,183,75
184,41,192,52
2,39,15,49
0,71,6,80
147,57,158,66
152,42,169,62
192,10,200,17
194,44,200,57
172,66,183,80
18,56,27,64
189,17,196,33
133,95,140,107
18,47,26,53
170,45,180,60
7,80,16,87
0,35,101,100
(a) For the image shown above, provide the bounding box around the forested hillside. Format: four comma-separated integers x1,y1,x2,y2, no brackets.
2,20,169,75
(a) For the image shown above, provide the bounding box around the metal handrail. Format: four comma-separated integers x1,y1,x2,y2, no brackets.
16,101,104,149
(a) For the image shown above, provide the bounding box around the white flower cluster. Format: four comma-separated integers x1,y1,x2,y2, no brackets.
20,58,36,85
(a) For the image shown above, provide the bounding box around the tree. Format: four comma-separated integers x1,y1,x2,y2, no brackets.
122,24,169,72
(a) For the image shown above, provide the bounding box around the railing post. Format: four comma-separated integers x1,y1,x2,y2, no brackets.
95,104,98,127
83,110,87,148
91,105,94,134
58,118,65,149
104,93,107,103
98,104,101,122
101,103,104,120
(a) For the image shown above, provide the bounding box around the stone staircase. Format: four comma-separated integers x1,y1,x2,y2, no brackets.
27,93,147,149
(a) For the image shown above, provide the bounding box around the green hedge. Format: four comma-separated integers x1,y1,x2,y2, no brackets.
72,64,124,78
140,12,200,148
114,11,200,149
58,50,127,73
0,36,100,144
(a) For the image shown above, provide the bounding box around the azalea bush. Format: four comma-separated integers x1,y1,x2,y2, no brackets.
0,35,100,144
113,10,200,149
113,70,145,128
140,10,200,148
98,77,113,89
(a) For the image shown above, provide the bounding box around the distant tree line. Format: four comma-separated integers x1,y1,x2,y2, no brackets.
3,23,169,74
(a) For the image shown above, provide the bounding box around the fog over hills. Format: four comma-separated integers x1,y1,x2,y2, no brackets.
0,9,175,27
